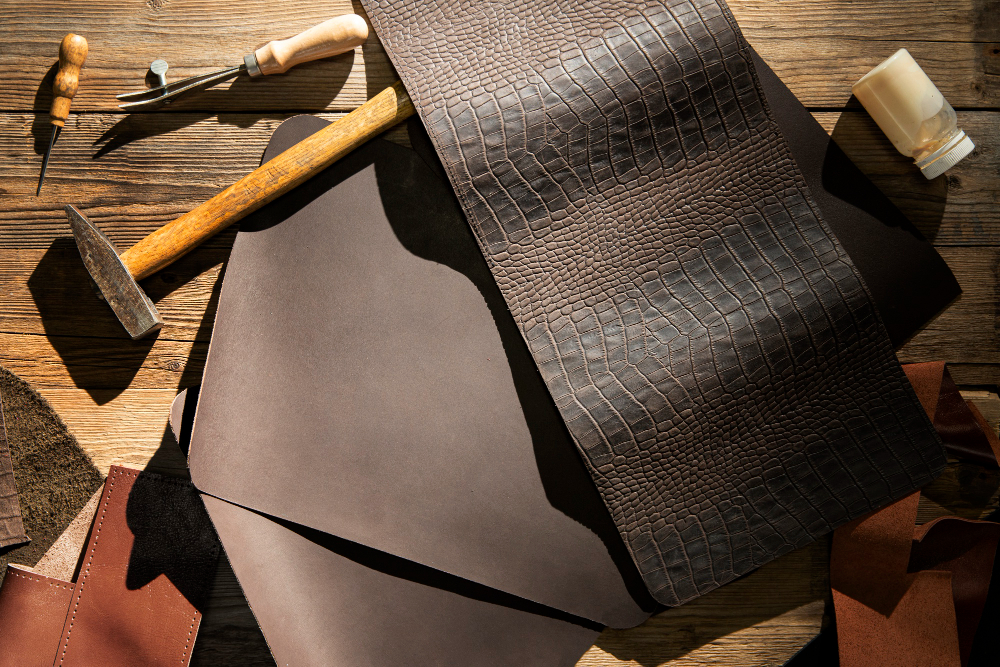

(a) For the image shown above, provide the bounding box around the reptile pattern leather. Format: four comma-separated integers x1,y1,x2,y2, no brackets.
360,0,947,605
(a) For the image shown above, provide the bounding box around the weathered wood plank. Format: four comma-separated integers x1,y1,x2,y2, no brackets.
582,541,828,667
1,1,996,111
32,387,184,475
0,243,226,341
948,364,1000,386
0,111,408,249
897,246,1000,366
0,111,997,248
0,0,390,113
0,243,995,373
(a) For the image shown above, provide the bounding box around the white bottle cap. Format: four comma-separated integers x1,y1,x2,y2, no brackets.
916,132,975,180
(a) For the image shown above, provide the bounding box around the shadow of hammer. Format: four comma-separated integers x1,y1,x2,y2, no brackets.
66,81,414,339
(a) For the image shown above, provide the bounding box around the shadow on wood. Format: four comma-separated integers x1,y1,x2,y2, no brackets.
26,238,223,402
594,540,829,666
31,62,59,158
93,52,356,159
828,99,948,243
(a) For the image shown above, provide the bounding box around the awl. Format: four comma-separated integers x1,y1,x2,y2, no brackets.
37,34,88,196
116,15,368,111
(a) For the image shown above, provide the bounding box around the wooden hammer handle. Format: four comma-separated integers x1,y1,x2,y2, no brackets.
120,81,415,281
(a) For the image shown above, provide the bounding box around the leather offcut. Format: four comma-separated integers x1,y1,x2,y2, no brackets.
360,0,948,605
0,384,26,549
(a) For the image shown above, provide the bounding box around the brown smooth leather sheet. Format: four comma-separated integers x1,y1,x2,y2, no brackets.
359,0,947,604
191,119,655,628
174,390,601,667
0,386,27,549
202,494,601,666
0,466,219,667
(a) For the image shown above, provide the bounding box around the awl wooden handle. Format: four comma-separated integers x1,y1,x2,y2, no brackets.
50,34,88,127
249,15,369,77
119,81,415,281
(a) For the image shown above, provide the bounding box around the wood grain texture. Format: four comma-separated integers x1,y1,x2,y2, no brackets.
2,244,995,367
0,1,997,111
0,0,997,664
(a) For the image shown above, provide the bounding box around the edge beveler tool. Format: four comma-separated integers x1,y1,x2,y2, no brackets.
116,15,369,110
67,81,415,339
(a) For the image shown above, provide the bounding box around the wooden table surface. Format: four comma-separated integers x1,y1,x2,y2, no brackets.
1,1,997,665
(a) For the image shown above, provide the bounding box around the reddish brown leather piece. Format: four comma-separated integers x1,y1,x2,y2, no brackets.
54,466,204,667
831,492,922,615
966,402,1000,465
832,364,1000,667
833,569,960,667
0,566,73,667
902,361,999,467
901,362,946,421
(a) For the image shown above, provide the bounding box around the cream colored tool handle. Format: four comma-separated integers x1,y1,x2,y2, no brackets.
119,81,414,281
249,15,368,76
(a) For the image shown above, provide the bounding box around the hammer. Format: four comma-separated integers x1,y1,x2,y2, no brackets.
67,81,414,339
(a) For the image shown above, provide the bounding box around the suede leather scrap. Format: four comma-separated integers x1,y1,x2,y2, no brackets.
360,0,947,605
0,366,102,575
831,364,1000,667
0,386,27,549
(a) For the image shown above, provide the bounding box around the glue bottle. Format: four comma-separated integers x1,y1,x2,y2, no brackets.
852,48,974,180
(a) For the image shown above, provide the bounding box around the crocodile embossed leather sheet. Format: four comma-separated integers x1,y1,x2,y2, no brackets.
360,0,948,605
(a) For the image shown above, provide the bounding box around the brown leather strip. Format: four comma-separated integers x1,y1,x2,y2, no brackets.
0,566,73,667
965,401,1000,465
936,366,998,467
0,386,27,549
901,361,946,421
833,569,960,667
55,466,216,667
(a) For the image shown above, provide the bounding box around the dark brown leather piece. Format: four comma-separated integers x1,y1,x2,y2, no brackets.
0,566,73,667
748,51,960,348
55,466,218,667
0,386,27,549
359,0,947,605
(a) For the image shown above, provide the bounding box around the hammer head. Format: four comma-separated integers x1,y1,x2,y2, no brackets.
65,205,163,340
